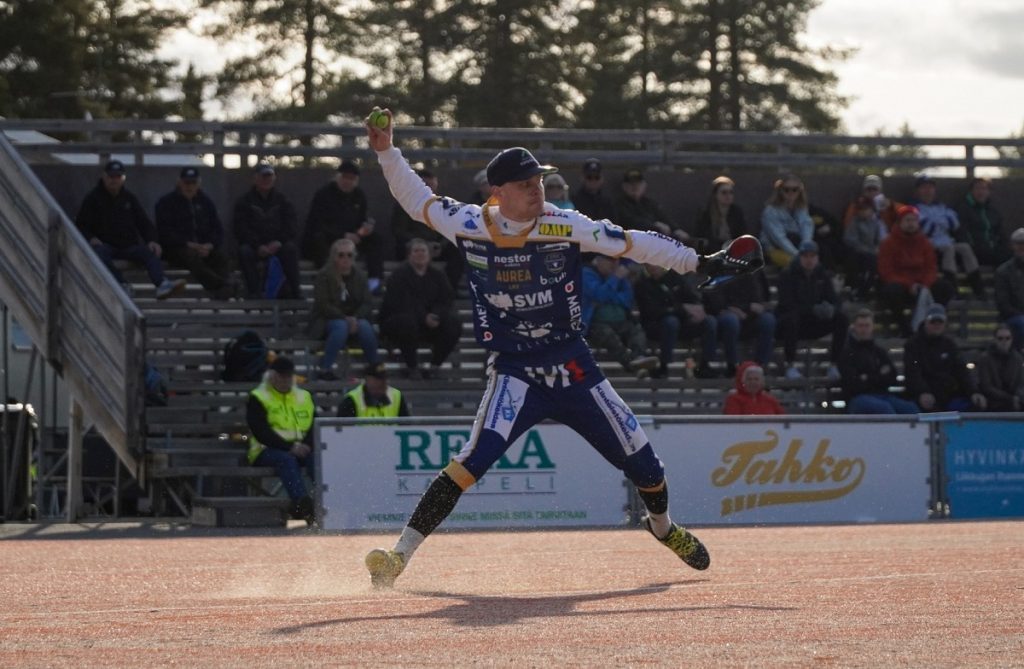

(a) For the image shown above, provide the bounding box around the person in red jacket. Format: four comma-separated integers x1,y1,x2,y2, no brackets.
723,361,785,415
878,205,955,336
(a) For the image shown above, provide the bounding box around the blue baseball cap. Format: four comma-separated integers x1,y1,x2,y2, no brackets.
486,147,556,187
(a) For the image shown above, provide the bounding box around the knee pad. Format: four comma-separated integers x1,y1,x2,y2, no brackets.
622,444,665,490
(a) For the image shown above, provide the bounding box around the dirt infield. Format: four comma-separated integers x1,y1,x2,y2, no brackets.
1,520,1022,668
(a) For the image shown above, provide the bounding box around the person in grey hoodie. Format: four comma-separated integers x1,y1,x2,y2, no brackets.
842,195,887,298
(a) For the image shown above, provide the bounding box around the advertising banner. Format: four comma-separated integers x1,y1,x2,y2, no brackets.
944,421,1024,519
317,422,628,531
653,421,931,524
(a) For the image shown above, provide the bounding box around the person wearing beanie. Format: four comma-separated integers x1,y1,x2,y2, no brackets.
842,174,904,232
723,361,785,415
572,158,616,223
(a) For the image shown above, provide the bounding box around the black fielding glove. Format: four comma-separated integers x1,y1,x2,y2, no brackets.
697,235,765,289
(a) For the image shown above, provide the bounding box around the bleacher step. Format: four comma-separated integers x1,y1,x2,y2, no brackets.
191,496,291,528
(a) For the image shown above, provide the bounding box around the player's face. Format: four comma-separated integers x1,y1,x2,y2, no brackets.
496,175,545,221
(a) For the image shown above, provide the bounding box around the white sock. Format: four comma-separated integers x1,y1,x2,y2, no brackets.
394,527,426,559
646,511,672,539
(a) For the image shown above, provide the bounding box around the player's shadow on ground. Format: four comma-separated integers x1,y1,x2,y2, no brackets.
275,581,796,633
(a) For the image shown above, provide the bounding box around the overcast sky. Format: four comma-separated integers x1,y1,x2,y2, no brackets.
807,0,1024,138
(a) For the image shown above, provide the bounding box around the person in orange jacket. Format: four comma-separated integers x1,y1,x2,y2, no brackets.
723,360,786,415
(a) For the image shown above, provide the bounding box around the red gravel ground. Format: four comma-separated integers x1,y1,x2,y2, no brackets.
1,520,1022,668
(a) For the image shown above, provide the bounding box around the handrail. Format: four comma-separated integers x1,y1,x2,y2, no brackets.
3,118,1024,174
0,133,146,484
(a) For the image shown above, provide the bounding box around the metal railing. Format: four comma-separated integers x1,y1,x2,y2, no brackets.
3,118,1024,175
0,133,146,502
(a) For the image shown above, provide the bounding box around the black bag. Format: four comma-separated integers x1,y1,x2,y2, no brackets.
221,330,268,382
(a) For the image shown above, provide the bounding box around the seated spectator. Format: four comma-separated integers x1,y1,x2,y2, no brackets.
704,271,777,372
994,228,1024,351
878,205,955,336
309,239,381,381
392,169,463,290
808,202,843,272
246,356,316,526
338,362,411,418
615,168,689,242
775,241,847,380
635,264,720,379
838,308,918,414
75,159,186,299
582,255,659,378
976,324,1024,412
760,174,813,269
572,158,616,223
303,159,384,291
912,174,983,296
904,304,986,412
723,361,785,415
842,195,887,298
155,167,234,299
232,163,302,299
469,169,490,205
956,177,1010,267
544,173,575,210
842,174,903,232
693,176,747,254
379,238,462,379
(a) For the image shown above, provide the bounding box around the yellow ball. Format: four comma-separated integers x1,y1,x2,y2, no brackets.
370,111,389,129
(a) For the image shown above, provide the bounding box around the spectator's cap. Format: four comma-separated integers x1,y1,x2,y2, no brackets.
862,174,883,190
365,362,388,379
473,169,489,188
269,356,295,375
486,147,557,187
180,166,200,180
896,204,920,219
914,173,936,187
338,159,360,175
1011,227,1024,243
798,240,819,255
104,159,126,176
582,158,602,176
254,162,275,176
623,168,644,183
925,304,947,322
544,173,567,189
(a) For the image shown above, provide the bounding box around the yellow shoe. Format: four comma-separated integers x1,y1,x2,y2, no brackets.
643,518,710,571
365,549,406,588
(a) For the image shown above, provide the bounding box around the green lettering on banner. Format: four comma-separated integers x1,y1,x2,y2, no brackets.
396,430,433,470
437,429,471,465
497,430,556,470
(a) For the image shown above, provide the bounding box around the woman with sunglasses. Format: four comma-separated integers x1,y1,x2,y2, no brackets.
694,176,747,254
760,175,813,268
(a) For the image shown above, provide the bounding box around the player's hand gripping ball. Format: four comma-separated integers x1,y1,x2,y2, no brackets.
368,109,389,129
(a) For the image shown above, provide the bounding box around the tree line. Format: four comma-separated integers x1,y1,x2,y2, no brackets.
1,0,858,133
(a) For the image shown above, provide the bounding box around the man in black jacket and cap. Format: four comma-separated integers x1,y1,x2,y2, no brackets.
838,309,918,414
904,304,986,412
232,162,302,299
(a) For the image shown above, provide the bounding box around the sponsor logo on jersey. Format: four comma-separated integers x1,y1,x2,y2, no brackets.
591,382,645,454
484,289,553,311
494,253,533,265
463,217,479,231
513,321,553,339
567,292,582,331
539,222,572,237
539,271,567,286
496,268,533,283
543,252,566,274
462,239,488,252
525,359,586,388
537,242,570,252
544,209,571,219
440,197,463,216
601,222,626,240
466,251,489,271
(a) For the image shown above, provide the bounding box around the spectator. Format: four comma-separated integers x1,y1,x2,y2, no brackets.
232,163,302,299
838,308,918,414
392,169,463,290
309,238,381,381
976,324,1024,412
571,158,616,223
911,174,983,296
994,228,1024,351
635,264,720,379
615,168,689,242
379,238,462,379
904,304,986,412
760,174,813,269
809,202,843,272
956,177,1010,268
842,174,903,232
155,167,234,299
775,241,847,380
723,361,785,415
246,356,316,526
878,205,955,337
582,255,659,378
693,176,747,254
303,159,384,291
75,159,186,299
338,362,411,418
704,271,777,372
544,173,575,210
842,195,887,298
469,169,490,205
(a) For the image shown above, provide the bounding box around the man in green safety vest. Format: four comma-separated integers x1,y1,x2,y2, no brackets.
246,356,317,525
338,362,410,418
